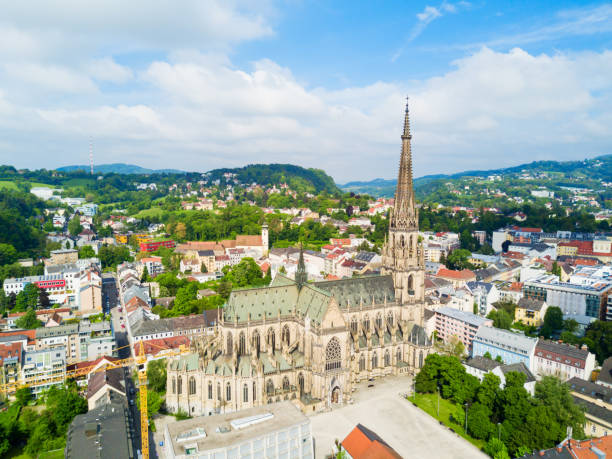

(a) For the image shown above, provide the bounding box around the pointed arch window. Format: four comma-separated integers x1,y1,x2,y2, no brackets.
372,353,378,368
253,382,257,401
408,275,414,293
363,316,370,333
350,318,358,334
172,377,176,394
282,377,290,391
177,376,182,395
384,351,390,367
387,312,394,327
253,330,260,354
266,379,274,395
243,384,249,403
226,332,233,354
375,314,383,330
282,325,290,346
217,383,221,401
396,347,402,364
267,328,276,352
189,377,196,395
419,351,424,368
208,381,213,399
238,332,246,356
226,382,231,401
359,354,365,372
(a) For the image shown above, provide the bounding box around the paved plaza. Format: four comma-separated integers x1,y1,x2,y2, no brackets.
309,376,488,459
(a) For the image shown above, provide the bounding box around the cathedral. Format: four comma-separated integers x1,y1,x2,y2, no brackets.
165,100,433,416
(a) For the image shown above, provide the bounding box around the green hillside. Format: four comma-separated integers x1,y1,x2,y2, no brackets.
206,163,340,194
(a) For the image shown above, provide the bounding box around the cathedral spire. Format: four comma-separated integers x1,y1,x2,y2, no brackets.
391,97,417,230
296,243,308,287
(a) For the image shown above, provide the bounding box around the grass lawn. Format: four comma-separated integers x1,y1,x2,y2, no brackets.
134,207,165,219
0,181,57,190
410,392,486,451
38,449,64,459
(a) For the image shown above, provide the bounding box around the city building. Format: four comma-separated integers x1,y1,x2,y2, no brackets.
597,357,612,388
568,378,612,438
523,274,612,320
522,436,612,459
514,297,548,326
341,424,402,459
131,313,217,342
140,256,164,278
65,399,135,459
48,248,78,265
463,356,536,395
165,101,433,417
472,327,538,370
35,321,115,365
140,239,176,253
534,340,596,381
22,347,66,396
434,307,493,353
164,401,313,459
467,281,500,316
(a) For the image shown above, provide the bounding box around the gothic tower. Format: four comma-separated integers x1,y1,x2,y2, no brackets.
381,99,425,322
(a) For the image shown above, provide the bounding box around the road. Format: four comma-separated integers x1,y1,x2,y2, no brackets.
103,272,145,456
310,376,488,459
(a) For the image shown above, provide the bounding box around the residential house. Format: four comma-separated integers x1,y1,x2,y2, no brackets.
568,378,612,438
467,281,500,316
534,340,596,381
514,297,548,327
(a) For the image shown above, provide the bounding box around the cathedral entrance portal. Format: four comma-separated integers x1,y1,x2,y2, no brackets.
331,387,341,404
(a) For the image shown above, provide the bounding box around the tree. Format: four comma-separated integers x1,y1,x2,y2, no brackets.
141,265,150,282
38,288,50,308
495,355,503,363
551,261,562,280
68,216,83,236
563,318,579,334
445,249,474,270
534,376,585,440
483,351,492,360
541,306,564,338
487,309,512,330
14,283,40,312
484,438,510,459
15,387,32,406
0,243,17,265
15,308,42,329
78,245,95,259
200,262,208,273
583,320,612,363
147,358,167,393
223,257,265,288
467,402,494,439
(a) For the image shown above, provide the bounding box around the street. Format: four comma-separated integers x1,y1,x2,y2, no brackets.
103,272,145,456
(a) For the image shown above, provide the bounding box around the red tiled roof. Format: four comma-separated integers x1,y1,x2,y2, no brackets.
436,268,475,280
511,226,542,233
342,424,401,459
0,342,22,365
134,336,190,357
548,436,612,458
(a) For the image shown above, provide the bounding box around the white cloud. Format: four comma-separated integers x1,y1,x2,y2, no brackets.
87,58,133,84
392,2,469,62
3,46,610,182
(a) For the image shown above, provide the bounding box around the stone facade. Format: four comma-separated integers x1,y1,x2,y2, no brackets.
165,100,433,416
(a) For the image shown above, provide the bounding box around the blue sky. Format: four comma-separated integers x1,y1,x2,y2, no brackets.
0,1,611,182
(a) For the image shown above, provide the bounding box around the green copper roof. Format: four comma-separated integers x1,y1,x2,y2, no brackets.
224,274,332,326
171,353,199,371
314,275,396,309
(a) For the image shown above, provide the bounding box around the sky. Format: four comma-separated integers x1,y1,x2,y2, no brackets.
1,1,612,182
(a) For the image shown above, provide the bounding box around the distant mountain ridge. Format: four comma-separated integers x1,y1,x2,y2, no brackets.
340,154,612,197
57,163,185,174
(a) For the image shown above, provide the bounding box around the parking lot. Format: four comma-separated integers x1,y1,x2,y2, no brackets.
309,376,487,459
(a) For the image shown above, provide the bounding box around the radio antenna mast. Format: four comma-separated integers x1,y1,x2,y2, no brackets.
89,137,94,175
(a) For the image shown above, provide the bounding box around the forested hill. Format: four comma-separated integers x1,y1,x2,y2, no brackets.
340,154,612,197
57,163,185,174
206,164,340,194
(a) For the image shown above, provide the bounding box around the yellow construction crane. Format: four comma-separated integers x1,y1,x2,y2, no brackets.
1,340,189,459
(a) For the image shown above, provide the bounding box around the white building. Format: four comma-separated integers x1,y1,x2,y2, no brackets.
31,187,61,201
534,340,596,382
164,401,313,459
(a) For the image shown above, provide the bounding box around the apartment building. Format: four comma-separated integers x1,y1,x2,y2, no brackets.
472,327,538,370
523,274,612,320
434,307,493,353
22,347,67,396
534,339,596,381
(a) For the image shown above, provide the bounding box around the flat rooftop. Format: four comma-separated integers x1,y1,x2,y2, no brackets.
165,401,308,455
